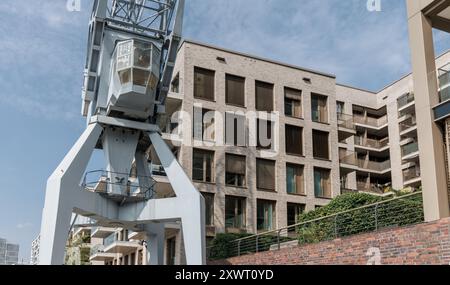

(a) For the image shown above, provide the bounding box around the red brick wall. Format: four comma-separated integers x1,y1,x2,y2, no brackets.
210,218,450,265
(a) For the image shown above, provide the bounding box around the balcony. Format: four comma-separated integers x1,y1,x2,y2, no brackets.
354,137,389,151
83,170,156,204
103,233,142,255
403,167,421,186
337,113,356,141
402,142,419,160
357,159,391,173
91,227,117,239
354,114,388,129
356,181,391,195
339,151,359,173
90,244,116,262
399,117,417,135
397,92,415,110
439,64,450,103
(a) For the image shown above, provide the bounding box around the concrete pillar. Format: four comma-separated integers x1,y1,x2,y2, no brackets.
408,8,450,221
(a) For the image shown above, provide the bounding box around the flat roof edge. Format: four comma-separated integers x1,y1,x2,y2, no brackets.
180,39,337,79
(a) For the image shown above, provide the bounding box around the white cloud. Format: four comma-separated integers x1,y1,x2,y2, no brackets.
16,222,33,230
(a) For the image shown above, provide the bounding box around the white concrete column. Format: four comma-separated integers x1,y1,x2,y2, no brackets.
408,8,450,221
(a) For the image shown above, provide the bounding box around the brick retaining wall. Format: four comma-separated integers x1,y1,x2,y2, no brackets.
209,218,450,265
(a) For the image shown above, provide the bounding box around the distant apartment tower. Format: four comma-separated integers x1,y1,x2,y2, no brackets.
0,238,19,265
30,235,40,265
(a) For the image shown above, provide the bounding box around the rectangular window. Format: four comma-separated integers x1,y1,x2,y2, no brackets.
226,74,245,107
257,200,276,231
193,107,215,142
225,196,246,229
192,149,215,183
314,168,331,198
202,193,215,226
257,119,274,149
313,130,330,160
285,125,303,156
256,159,276,191
287,203,305,226
225,113,247,146
226,154,246,187
171,73,180,93
255,81,274,112
311,94,328,123
194,67,215,101
284,87,302,118
286,164,304,195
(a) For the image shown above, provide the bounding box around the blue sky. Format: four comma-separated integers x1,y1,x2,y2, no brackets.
0,0,449,263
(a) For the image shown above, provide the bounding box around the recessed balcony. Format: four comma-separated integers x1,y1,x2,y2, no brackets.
91,227,117,239
354,114,388,130
103,234,142,255
403,167,421,187
354,137,389,151
337,113,356,141
402,142,420,161
357,159,391,174
90,244,116,262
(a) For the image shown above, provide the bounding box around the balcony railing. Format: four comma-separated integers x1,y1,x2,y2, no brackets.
439,64,450,103
353,115,388,128
356,181,388,194
90,244,106,257
337,113,355,130
357,159,391,172
339,151,357,166
399,117,417,133
82,170,156,201
397,93,415,109
354,137,389,149
403,167,421,182
402,142,419,157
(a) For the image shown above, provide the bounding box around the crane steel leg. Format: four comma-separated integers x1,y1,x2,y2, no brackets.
148,131,206,265
39,124,103,265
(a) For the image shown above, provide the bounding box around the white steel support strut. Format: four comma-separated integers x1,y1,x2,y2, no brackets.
39,124,103,265
148,131,206,265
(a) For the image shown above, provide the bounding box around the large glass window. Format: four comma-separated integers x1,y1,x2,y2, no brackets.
286,164,304,195
202,193,215,226
226,74,245,107
226,154,246,187
225,196,246,229
256,159,276,191
285,125,303,156
314,168,331,198
257,200,276,231
311,94,328,123
255,81,274,112
194,67,215,101
313,130,330,160
192,149,215,183
284,87,302,118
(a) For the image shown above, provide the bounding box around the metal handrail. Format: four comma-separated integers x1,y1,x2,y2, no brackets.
232,191,422,243
82,170,156,199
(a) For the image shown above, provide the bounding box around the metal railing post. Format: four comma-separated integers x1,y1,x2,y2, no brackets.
375,204,379,231
237,240,241,257
277,230,281,251
256,236,259,253
334,214,338,238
